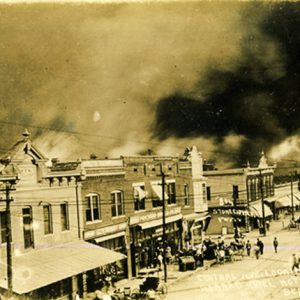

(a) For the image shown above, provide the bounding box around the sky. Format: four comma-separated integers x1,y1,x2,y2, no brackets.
0,1,299,169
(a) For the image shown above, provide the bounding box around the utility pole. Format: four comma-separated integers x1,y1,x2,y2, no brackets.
232,185,238,236
291,172,295,222
161,170,168,282
259,170,266,236
161,168,168,283
0,178,17,298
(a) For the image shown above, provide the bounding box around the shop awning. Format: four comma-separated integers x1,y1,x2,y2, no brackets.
138,213,182,230
94,231,125,243
151,184,169,200
293,192,300,201
183,212,210,222
0,241,126,295
276,195,294,208
250,203,273,218
134,186,147,200
264,196,276,203
275,194,300,208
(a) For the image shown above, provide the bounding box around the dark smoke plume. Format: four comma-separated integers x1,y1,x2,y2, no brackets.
154,3,300,167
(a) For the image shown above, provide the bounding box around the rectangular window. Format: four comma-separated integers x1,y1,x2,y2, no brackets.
184,184,189,206
111,191,124,217
60,203,69,231
206,186,211,201
85,194,101,222
133,185,146,211
167,182,176,205
43,205,53,234
0,211,7,244
23,207,34,249
202,183,207,203
233,185,239,205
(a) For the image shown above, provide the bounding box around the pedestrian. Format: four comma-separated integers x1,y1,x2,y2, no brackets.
254,244,260,259
266,220,270,231
292,253,299,274
166,246,172,264
74,291,81,300
157,253,163,269
273,237,278,253
257,238,264,255
245,240,251,256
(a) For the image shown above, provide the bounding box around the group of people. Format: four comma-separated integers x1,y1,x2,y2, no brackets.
245,237,278,259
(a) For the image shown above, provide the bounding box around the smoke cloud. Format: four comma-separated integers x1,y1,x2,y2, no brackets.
0,2,299,169
154,2,300,167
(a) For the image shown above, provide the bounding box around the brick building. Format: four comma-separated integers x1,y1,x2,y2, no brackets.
69,145,210,278
205,153,276,235
0,132,124,299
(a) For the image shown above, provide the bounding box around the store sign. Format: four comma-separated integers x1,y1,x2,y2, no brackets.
211,208,251,217
84,222,126,240
130,206,181,225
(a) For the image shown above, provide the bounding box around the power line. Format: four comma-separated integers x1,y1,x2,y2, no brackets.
1,119,300,164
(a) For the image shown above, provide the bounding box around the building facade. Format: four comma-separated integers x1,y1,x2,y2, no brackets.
0,132,124,299
64,146,209,278
205,153,276,235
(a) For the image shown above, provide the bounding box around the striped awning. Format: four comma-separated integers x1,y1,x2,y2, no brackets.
250,203,273,218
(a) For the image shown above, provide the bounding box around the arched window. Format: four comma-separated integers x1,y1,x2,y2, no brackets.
111,190,124,217
85,193,101,222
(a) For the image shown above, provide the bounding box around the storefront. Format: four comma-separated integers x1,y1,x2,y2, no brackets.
206,206,250,235
129,207,182,276
0,241,126,299
84,223,128,281
182,213,211,247
249,201,273,229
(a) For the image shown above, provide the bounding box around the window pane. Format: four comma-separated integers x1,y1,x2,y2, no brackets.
43,205,52,234
0,212,7,244
86,196,92,222
22,207,34,249
60,203,69,231
111,193,116,217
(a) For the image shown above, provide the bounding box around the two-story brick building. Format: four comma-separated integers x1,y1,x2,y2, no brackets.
62,145,209,278
205,153,276,235
0,132,124,299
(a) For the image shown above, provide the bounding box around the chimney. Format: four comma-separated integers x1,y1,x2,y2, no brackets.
51,158,59,164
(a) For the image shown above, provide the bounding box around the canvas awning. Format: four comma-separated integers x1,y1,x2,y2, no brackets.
274,194,300,208
293,192,300,202
134,186,147,200
0,241,126,294
151,184,169,200
264,196,276,203
250,203,273,218
276,195,294,208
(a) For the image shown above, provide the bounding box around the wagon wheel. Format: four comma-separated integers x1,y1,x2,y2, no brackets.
156,282,168,299
131,288,140,300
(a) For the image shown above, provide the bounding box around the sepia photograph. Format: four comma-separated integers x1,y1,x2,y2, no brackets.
0,0,300,299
